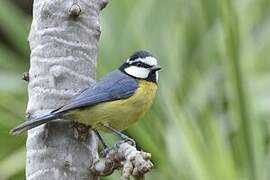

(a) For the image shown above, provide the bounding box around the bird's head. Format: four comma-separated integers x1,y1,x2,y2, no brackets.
119,51,161,83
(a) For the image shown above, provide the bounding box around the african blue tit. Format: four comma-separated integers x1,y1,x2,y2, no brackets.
11,50,161,140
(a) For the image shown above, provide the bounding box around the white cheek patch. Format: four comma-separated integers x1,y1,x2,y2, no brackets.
124,66,150,79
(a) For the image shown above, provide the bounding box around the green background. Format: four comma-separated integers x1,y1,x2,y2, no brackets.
1,0,270,179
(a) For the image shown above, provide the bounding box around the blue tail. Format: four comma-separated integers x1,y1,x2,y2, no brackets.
10,113,59,135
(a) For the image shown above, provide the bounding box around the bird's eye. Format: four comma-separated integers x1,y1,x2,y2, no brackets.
136,62,143,67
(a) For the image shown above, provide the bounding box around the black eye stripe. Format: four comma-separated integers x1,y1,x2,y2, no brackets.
131,61,151,68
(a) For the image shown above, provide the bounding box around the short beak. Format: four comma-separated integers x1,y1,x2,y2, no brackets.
150,65,161,72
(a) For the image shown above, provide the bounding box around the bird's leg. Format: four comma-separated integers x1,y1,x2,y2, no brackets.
93,129,110,156
102,124,136,146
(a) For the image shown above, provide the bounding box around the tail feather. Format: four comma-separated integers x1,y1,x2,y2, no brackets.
10,113,58,135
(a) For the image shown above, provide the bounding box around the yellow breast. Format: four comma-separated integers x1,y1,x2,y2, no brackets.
69,80,158,131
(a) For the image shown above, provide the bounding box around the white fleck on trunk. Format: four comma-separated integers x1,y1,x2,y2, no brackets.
26,0,107,179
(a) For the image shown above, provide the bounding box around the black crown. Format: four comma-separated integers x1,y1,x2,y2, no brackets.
129,50,153,61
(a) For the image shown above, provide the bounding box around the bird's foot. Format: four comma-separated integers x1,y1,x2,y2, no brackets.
93,129,113,157
122,137,136,147
114,138,136,149
101,146,111,157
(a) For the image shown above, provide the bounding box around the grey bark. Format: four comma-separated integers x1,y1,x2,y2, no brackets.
91,142,153,179
26,0,107,179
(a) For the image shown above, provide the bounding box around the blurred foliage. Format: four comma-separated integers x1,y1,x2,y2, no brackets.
0,0,270,179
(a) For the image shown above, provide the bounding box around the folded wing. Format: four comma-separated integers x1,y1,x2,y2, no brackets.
54,70,138,113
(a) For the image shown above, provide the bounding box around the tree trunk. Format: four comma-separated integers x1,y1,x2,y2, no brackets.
26,0,107,179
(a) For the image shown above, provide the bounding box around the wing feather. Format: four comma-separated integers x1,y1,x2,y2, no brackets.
55,70,138,113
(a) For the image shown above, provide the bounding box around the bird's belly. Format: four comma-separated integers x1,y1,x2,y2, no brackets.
67,81,157,131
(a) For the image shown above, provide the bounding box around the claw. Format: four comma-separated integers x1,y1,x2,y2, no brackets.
101,147,111,157
114,138,136,149
123,138,136,147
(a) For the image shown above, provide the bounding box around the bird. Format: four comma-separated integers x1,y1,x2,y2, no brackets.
10,50,161,148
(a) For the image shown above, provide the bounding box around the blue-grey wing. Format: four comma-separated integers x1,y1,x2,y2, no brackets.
55,70,138,113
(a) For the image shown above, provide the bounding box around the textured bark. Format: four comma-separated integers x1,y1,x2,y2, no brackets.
26,0,107,179
91,142,153,179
